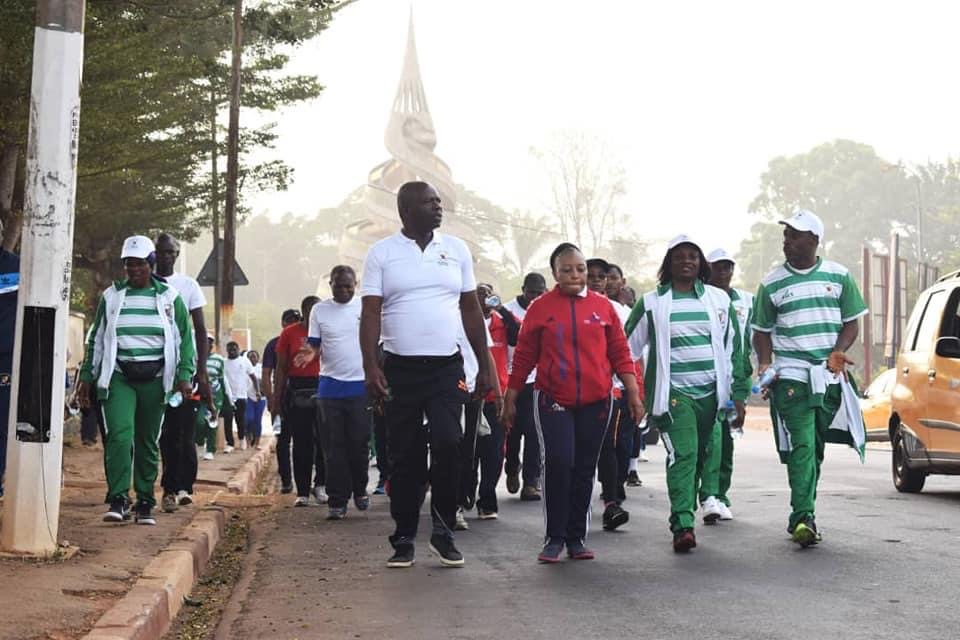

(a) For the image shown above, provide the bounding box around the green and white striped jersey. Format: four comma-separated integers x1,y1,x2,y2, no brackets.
116,287,165,362
669,290,717,398
752,258,867,382
207,353,227,394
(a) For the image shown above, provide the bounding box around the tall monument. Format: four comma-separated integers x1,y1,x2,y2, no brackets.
338,13,478,272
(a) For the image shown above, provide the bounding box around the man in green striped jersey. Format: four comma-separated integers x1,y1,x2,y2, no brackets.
78,236,196,525
700,248,753,521
196,334,232,460
752,210,868,547
625,235,747,552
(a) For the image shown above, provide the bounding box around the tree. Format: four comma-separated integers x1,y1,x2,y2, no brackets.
1,0,343,315
532,130,628,255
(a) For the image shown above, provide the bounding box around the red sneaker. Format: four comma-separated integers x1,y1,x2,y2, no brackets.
672,528,697,553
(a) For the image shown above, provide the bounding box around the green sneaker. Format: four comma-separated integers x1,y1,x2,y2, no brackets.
791,519,822,548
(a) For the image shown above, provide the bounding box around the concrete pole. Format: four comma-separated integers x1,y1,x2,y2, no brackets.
221,0,242,347
862,246,873,385
1,0,85,555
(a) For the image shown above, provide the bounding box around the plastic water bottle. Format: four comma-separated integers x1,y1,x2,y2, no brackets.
167,391,183,408
724,399,744,440
485,294,501,308
752,367,778,394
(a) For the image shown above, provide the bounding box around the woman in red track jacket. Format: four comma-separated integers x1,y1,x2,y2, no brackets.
502,243,642,563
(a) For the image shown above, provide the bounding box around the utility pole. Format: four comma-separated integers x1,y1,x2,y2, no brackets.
884,233,901,370
862,246,873,386
210,88,222,346
221,0,242,347
1,0,85,555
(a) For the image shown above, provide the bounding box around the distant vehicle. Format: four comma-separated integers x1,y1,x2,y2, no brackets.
860,369,895,441
889,269,960,492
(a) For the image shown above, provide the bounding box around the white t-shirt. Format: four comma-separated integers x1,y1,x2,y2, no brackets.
457,321,495,393
610,299,631,389
504,296,537,384
308,297,364,382
361,231,476,357
165,273,206,311
224,356,254,403
247,362,262,401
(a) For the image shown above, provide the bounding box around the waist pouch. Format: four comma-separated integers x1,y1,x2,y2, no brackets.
288,387,317,410
118,360,163,383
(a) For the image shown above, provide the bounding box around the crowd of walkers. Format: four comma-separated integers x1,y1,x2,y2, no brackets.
73,181,867,565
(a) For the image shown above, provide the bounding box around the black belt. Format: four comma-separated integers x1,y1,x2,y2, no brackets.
384,351,461,365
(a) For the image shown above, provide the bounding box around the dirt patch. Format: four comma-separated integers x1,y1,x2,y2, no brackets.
162,510,260,640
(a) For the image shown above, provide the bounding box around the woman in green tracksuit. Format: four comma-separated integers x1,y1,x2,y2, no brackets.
77,236,195,525
625,234,747,552
196,334,232,459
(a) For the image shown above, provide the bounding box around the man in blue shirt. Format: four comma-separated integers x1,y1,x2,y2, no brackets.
297,266,370,520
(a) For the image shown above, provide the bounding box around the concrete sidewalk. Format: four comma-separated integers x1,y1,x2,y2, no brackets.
0,429,273,640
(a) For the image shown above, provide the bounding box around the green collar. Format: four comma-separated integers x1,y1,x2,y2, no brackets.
656,279,705,297
113,275,168,294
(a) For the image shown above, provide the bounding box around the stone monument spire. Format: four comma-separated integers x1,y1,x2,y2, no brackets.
339,11,473,271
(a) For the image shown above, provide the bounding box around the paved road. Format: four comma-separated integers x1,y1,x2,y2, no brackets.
217,430,960,640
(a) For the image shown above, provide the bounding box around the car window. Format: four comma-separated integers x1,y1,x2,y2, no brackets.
938,287,960,339
903,291,929,352
913,289,947,352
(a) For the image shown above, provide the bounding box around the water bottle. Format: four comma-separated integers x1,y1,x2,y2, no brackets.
167,391,183,407
752,366,778,394
485,294,501,308
724,399,744,440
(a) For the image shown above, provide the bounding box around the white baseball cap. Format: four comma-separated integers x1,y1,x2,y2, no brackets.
779,209,824,242
667,234,703,252
121,235,155,260
706,248,736,265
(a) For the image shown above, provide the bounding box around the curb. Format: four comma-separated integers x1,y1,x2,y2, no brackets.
81,508,225,640
80,442,274,640
227,441,275,494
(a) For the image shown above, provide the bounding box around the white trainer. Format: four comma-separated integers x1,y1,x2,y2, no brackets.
240,439,248,451
224,445,234,453
294,496,310,507
701,496,723,525
313,485,328,505
202,452,214,461
177,490,193,506
718,502,734,521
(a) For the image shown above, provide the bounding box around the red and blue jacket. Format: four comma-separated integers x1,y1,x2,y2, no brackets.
508,286,635,408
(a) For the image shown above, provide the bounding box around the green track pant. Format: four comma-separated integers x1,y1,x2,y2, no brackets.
659,390,719,532
700,419,734,506
770,381,841,531
194,406,217,453
102,372,166,506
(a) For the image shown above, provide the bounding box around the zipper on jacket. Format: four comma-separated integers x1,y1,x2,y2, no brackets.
569,297,582,406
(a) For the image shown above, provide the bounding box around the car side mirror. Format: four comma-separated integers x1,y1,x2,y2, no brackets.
935,336,960,358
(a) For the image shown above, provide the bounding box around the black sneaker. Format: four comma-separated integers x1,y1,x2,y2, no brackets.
602,502,629,531
429,534,465,567
792,517,822,548
387,543,415,568
626,470,642,487
103,496,130,522
280,482,293,494
673,528,697,553
538,537,564,563
134,501,156,526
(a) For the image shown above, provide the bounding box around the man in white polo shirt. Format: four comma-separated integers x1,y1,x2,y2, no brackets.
155,233,209,513
297,265,371,521
360,180,493,569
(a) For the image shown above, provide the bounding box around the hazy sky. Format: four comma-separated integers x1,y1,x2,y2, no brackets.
247,0,960,258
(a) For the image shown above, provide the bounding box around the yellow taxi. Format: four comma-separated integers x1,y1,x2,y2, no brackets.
860,368,896,441
889,270,960,492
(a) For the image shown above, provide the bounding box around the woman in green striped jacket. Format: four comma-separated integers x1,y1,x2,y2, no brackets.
77,236,196,526
624,235,747,553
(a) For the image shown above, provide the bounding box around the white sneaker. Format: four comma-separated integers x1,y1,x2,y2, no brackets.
177,490,193,506
718,502,734,521
240,440,248,451
202,452,214,461
638,451,649,462
224,445,234,453
455,507,470,531
272,416,282,435
294,496,310,507
313,485,328,505
702,496,723,525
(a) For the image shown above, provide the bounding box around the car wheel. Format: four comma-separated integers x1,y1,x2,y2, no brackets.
892,429,926,493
